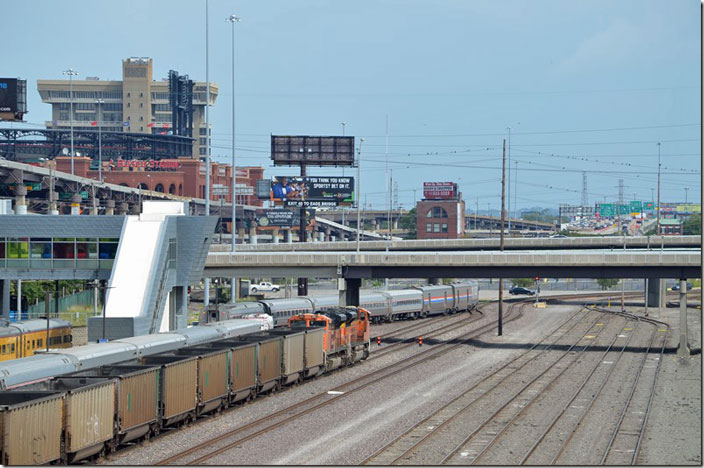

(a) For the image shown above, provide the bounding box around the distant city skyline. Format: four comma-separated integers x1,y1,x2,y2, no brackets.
2,0,700,211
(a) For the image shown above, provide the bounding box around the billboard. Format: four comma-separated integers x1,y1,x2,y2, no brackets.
271,135,355,167
270,176,354,206
256,208,316,228
423,182,457,199
676,204,701,214
0,78,19,113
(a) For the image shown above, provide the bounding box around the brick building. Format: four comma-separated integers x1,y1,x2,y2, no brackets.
53,156,263,206
416,183,465,239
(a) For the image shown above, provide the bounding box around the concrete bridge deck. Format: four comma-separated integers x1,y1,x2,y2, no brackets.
204,248,701,279
209,235,701,253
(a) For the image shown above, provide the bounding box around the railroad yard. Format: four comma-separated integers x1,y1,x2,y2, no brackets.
100,294,701,466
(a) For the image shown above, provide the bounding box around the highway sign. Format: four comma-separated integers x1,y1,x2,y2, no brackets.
599,203,615,217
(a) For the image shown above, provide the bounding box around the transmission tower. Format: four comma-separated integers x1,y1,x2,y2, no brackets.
581,172,588,206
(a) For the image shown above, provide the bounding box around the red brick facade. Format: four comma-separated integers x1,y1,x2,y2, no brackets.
416,198,466,239
53,156,263,206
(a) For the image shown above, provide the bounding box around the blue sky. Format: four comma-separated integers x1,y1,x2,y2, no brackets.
3,0,701,213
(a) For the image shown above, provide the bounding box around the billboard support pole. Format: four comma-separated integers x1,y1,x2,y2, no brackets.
298,162,308,296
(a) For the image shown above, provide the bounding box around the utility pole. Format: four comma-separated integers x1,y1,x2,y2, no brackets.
656,142,661,236
95,99,104,183
385,115,390,289
498,139,506,336
507,127,511,231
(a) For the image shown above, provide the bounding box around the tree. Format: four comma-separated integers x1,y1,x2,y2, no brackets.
683,215,701,235
596,278,620,290
398,207,417,239
511,278,534,288
522,209,559,224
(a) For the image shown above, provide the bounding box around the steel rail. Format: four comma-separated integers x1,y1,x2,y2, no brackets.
595,307,670,465
520,317,642,465
436,308,616,466
471,316,640,466
361,301,589,465
155,301,525,465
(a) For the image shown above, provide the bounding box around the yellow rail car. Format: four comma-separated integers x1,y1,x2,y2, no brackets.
0,320,72,361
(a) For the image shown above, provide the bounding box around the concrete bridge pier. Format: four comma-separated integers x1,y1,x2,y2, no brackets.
14,185,27,215
105,199,115,216
238,227,246,245
89,196,99,215
49,192,59,215
677,278,691,357
249,222,258,245
272,228,280,244
338,277,361,307
117,202,129,215
129,202,140,215
286,229,293,243
71,193,82,215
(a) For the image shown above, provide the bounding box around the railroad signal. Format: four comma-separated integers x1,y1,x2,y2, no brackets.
418,336,423,347
376,336,381,346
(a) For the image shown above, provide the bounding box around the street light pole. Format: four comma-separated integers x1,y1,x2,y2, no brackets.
63,68,79,176
204,0,212,309
227,13,240,303
95,99,104,183
356,138,364,253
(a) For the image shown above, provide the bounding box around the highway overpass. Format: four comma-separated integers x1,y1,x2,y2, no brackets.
210,235,701,253
204,248,701,279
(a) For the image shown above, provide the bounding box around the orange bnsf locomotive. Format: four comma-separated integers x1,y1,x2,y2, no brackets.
289,306,370,372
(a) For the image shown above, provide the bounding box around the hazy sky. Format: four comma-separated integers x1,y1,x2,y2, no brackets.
3,0,701,212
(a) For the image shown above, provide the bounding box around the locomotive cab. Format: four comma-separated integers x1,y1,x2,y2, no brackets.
288,307,370,370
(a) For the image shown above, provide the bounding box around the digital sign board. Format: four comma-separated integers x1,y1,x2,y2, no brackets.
271,135,355,167
256,208,316,228
0,79,18,113
270,176,354,206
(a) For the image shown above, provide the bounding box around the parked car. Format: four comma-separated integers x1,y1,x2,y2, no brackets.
671,282,693,291
509,286,535,296
249,282,280,294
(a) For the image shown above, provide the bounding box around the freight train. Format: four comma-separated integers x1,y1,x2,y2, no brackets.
0,309,369,465
0,318,72,361
226,281,479,326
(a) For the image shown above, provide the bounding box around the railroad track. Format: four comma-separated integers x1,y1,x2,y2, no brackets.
154,300,527,465
371,307,487,360
363,304,668,465
375,308,481,343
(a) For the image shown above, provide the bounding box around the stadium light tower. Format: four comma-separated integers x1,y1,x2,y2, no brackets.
63,68,79,175
227,13,241,303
